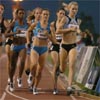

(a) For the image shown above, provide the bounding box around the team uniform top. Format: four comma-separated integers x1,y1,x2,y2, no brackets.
13,20,28,37
64,16,79,29
64,16,81,43
33,22,50,40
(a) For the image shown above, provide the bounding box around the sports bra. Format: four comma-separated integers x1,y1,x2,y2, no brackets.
64,16,79,29
13,21,28,37
33,22,50,40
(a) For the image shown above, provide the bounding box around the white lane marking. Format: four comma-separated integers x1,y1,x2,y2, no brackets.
0,85,8,100
5,85,29,100
70,95,77,100
1,55,42,100
38,91,46,94
0,85,9,100
37,88,42,90
0,54,29,100
0,92,6,100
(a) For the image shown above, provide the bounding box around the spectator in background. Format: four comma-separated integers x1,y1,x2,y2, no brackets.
82,29,94,46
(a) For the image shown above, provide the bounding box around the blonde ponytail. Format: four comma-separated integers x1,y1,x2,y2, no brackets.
62,1,78,12
62,2,69,11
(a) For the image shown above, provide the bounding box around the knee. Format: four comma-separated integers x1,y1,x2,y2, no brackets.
31,63,38,70
30,63,38,75
31,60,38,66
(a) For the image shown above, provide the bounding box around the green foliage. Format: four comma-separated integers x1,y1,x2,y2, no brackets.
75,82,100,96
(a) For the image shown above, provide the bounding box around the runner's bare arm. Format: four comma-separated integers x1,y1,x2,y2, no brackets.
5,29,21,37
77,19,82,35
26,22,36,44
4,18,17,37
4,19,9,28
56,16,77,34
45,23,57,44
50,22,57,42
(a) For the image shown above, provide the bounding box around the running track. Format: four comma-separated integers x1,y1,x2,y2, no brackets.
0,54,96,100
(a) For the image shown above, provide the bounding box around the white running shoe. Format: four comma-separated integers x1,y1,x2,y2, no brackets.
17,78,22,88
9,82,14,92
27,74,32,86
33,87,38,95
53,88,58,95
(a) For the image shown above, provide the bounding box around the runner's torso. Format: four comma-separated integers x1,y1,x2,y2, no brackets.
13,21,28,45
33,22,50,46
62,16,79,44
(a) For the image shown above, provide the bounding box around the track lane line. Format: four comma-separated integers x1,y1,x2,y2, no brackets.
5,85,29,100
0,54,29,100
0,91,6,100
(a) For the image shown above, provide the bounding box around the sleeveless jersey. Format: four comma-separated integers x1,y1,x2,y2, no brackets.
13,21,28,37
33,22,50,40
64,16,81,42
64,16,79,29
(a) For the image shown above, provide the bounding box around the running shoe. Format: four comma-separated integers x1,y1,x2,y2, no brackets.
33,87,38,95
53,88,58,95
17,78,22,88
27,73,32,86
66,86,74,96
9,82,14,92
